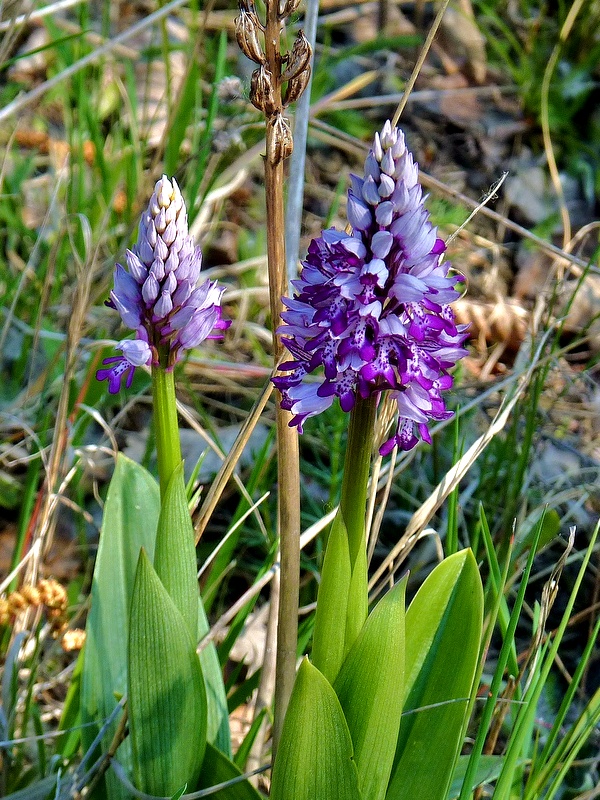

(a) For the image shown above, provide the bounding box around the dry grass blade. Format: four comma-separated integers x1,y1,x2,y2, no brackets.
23,214,96,594
368,323,557,597
193,377,274,544
0,0,189,124
392,0,451,124
199,509,337,652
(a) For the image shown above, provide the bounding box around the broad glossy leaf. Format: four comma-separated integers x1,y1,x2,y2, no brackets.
271,658,362,800
312,510,352,683
154,463,198,641
128,549,207,796
386,549,483,800
335,578,406,800
81,455,160,800
197,742,264,799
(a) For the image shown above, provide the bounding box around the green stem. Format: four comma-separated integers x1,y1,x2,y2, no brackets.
151,362,182,498
340,394,378,568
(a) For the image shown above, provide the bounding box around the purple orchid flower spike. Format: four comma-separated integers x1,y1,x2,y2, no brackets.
98,176,230,393
273,121,469,453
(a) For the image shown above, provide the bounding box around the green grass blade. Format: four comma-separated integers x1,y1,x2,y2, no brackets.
457,516,540,800
387,550,483,800
494,522,599,799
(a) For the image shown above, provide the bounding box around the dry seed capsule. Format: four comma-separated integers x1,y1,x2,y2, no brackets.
235,10,266,64
250,64,277,114
278,0,302,18
267,112,293,164
281,29,312,82
282,66,311,107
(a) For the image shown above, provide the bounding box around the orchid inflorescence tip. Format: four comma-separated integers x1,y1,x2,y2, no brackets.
97,176,230,393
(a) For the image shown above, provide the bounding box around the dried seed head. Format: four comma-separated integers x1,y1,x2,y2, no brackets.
278,0,302,18
239,0,259,15
250,64,277,114
235,10,266,65
267,112,293,164
283,64,311,106
281,29,312,82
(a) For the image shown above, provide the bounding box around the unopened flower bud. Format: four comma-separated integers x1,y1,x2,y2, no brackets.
97,176,230,393
250,64,276,114
235,10,265,65
281,29,312,82
282,66,311,107
267,112,293,165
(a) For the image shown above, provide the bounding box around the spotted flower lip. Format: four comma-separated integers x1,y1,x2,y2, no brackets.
97,175,230,393
272,121,469,452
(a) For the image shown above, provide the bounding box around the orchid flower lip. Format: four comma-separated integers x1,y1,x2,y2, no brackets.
272,121,469,452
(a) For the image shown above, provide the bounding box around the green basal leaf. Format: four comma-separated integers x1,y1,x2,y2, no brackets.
81,454,160,800
271,658,362,800
312,510,352,684
154,462,198,642
128,549,207,797
335,577,406,800
386,549,483,800
197,742,264,800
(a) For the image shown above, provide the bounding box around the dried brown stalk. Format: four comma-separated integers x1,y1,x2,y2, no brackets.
235,0,312,755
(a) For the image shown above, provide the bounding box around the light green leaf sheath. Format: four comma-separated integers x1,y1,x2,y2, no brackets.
154,462,199,641
128,549,207,797
271,658,362,800
335,577,406,800
312,510,352,684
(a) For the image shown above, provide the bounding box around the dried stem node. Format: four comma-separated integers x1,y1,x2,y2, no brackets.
278,0,302,19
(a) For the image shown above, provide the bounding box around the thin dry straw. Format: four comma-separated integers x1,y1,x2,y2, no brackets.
0,0,188,124
0,0,85,31
392,0,451,126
